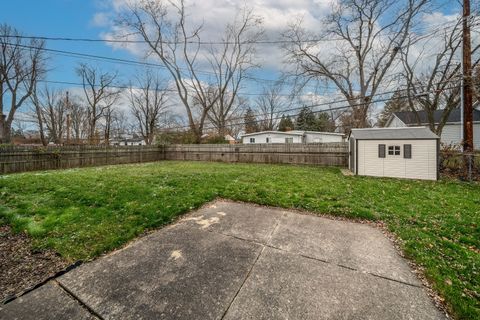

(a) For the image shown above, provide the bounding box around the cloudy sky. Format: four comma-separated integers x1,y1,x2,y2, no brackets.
0,0,473,122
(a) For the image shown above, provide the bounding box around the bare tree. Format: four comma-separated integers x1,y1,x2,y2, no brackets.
31,86,68,144
400,20,480,135
118,0,262,143
0,24,46,143
76,63,121,144
255,83,289,131
283,0,429,128
128,71,169,145
69,98,89,144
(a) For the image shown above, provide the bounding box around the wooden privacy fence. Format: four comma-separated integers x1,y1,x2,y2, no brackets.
164,143,348,166
0,145,164,174
0,143,349,174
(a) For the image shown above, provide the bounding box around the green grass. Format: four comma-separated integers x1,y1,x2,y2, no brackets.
0,161,478,319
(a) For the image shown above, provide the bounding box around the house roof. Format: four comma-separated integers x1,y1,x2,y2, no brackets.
241,130,344,138
350,127,439,140
289,130,345,136
392,108,480,125
241,131,304,137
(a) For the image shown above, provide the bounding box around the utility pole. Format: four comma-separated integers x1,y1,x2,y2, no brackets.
462,0,474,152
66,91,71,145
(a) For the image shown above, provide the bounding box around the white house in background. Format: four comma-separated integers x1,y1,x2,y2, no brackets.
241,130,345,144
349,127,439,181
385,107,480,149
110,137,146,146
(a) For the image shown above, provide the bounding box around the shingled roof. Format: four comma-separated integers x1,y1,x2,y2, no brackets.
393,108,480,125
350,127,439,140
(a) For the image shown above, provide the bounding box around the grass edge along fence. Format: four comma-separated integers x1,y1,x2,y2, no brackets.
0,143,349,174
0,145,164,174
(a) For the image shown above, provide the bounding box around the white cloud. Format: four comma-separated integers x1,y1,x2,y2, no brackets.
93,0,333,70
90,12,111,27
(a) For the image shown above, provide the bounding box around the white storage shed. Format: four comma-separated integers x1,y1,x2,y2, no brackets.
349,127,440,180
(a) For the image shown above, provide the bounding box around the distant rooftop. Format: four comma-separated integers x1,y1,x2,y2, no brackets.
350,127,439,140
392,108,480,125
241,130,344,137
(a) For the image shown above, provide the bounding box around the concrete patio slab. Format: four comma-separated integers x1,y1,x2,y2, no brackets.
269,211,420,285
0,282,95,320
0,201,446,320
178,201,281,243
58,224,262,319
223,247,446,320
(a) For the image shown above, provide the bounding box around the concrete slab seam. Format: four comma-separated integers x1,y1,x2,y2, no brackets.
190,224,423,289
54,280,104,320
220,245,266,320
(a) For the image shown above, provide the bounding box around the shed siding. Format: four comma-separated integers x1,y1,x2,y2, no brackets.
357,139,437,180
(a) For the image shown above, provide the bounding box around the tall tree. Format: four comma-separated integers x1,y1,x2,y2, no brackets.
128,71,170,145
377,89,409,127
256,83,289,131
316,112,335,132
278,115,294,131
400,19,480,135
283,0,429,128
76,63,120,144
244,107,258,133
295,106,317,130
69,98,89,144
31,87,67,144
0,24,46,143
119,1,263,143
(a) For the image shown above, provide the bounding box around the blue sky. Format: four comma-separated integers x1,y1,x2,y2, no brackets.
0,0,469,126
0,0,142,89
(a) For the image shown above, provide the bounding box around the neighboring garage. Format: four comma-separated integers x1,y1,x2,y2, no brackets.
349,127,439,180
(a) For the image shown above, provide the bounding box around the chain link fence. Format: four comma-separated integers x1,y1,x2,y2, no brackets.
439,150,480,182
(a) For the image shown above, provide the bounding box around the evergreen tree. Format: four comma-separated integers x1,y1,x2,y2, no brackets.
316,112,335,132
244,107,258,133
278,115,294,131
377,90,409,127
296,106,317,130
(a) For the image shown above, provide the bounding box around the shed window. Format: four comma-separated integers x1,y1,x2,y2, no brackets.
404,144,412,158
285,137,293,144
249,137,255,143
388,145,401,156
378,144,386,158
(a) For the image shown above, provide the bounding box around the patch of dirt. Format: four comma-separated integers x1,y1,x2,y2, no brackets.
0,225,69,303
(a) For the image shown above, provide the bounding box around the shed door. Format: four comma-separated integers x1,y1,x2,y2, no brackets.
349,138,355,172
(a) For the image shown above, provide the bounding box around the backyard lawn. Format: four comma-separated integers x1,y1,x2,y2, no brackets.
0,161,478,319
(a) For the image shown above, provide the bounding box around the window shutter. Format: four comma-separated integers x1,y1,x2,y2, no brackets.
404,144,412,159
378,144,386,158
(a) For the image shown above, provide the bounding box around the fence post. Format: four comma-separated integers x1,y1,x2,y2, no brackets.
468,153,472,182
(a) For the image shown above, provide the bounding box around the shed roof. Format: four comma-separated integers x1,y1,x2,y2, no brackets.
350,127,439,140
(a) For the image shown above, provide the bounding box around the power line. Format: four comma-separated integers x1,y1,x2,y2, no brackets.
0,18,465,46
156,84,463,133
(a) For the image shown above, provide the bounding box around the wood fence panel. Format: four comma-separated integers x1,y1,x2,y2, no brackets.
0,143,348,174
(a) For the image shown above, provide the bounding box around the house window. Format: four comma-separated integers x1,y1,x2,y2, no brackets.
249,138,255,143
388,145,401,156
266,137,271,143
285,137,293,144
